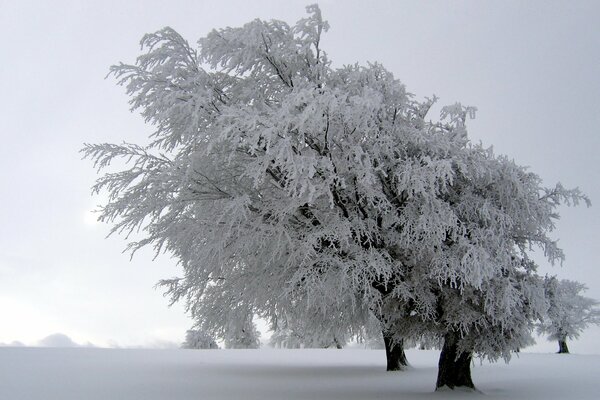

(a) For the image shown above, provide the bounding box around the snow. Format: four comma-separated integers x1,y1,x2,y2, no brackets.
0,348,597,399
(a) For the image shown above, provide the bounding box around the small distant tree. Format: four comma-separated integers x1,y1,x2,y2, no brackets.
182,329,219,349
223,311,261,349
538,277,600,354
269,327,302,348
270,326,344,348
269,316,347,349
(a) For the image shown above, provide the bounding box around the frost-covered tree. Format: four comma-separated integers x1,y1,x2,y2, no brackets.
181,329,219,349
83,4,589,391
538,277,600,354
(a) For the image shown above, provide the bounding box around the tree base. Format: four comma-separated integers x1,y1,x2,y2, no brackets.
435,332,475,390
383,334,409,371
557,340,570,354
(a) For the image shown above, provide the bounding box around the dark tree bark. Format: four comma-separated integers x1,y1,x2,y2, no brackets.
557,339,570,354
435,331,475,390
383,332,408,371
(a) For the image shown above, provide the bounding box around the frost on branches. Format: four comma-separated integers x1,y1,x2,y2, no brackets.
537,277,600,354
83,4,590,391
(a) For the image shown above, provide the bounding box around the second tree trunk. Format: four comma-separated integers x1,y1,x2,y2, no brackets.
435,331,475,390
383,332,408,371
557,339,569,354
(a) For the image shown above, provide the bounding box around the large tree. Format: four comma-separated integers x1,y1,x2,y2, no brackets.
83,5,588,390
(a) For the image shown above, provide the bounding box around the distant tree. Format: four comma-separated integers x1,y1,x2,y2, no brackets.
270,326,344,349
223,311,261,349
269,313,348,349
538,277,600,354
269,327,302,349
182,329,219,349
83,4,589,391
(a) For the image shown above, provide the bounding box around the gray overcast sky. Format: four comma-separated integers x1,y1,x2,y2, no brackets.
1,0,599,352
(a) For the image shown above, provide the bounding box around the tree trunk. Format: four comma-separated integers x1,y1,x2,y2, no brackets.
557,339,569,354
383,332,408,371
435,331,475,390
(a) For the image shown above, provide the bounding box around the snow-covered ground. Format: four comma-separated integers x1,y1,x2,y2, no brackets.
0,348,597,399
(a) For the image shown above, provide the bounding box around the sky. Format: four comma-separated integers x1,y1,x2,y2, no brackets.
0,0,599,351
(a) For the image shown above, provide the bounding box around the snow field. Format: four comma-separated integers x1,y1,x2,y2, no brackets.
1,348,598,399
